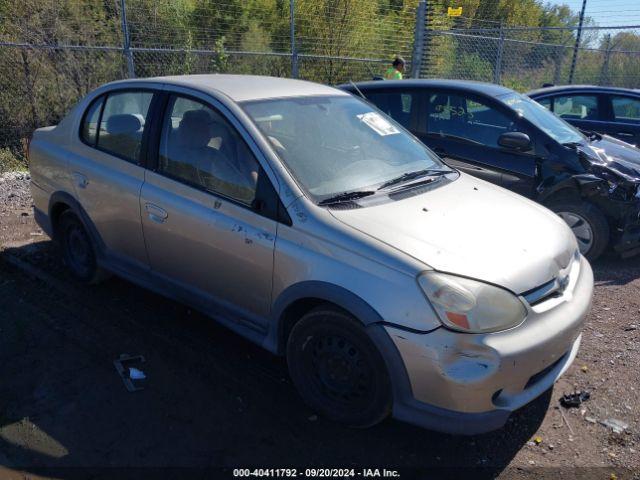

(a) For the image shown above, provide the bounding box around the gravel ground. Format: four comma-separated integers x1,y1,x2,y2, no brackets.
0,173,638,479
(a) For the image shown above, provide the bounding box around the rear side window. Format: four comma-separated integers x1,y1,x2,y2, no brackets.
552,95,599,120
365,92,414,129
612,96,640,124
427,92,515,148
96,91,153,163
536,97,552,110
81,97,104,146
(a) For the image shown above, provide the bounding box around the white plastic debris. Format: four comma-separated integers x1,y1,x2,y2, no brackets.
600,418,629,434
129,367,146,380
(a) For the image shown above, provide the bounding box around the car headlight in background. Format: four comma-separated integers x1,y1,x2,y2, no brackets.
417,272,527,333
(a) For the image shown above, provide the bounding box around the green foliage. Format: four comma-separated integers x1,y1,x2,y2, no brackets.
0,148,27,174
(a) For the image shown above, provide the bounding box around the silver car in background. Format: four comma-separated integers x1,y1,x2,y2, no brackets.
29,75,593,434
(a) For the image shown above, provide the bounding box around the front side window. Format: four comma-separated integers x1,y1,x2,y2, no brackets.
500,92,584,146
365,92,414,129
612,96,640,124
552,94,599,120
242,95,449,202
427,92,515,148
96,91,153,163
159,95,259,205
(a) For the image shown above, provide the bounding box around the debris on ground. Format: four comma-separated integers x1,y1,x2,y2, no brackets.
129,367,146,380
534,436,542,445
600,418,629,434
560,390,591,408
581,365,589,372
114,354,147,392
585,416,598,424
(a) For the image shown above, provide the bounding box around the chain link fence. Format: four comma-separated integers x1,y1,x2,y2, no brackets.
2,0,640,172
421,25,640,91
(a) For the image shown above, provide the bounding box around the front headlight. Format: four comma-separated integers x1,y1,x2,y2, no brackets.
417,272,527,333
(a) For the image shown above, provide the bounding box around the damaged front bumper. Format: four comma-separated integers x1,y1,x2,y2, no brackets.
377,255,593,435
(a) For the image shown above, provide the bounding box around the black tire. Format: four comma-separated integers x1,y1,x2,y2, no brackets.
286,306,392,428
57,210,106,284
548,201,609,261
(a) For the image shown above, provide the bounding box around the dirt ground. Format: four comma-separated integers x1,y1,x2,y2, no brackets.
0,173,638,479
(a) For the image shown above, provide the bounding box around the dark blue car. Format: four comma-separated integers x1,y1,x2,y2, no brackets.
527,85,640,147
340,79,640,260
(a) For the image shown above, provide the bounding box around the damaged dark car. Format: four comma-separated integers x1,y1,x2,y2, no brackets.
340,80,640,260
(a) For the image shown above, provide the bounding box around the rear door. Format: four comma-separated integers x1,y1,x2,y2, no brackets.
543,92,608,135
605,94,640,146
139,90,279,329
415,89,538,197
70,88,157,271
360,89,420,132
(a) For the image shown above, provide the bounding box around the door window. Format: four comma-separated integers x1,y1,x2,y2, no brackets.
536,97,552,110
80,96,104,146
427,93,515,148
552,95,599,120
96,91,153,163
364,92,414,129
159,95,259,205
612,96,640,124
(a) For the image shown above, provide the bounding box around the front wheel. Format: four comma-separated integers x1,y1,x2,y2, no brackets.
286,306,392,428
549,201,609,261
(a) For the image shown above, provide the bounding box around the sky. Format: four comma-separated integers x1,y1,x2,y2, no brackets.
552,0,640,28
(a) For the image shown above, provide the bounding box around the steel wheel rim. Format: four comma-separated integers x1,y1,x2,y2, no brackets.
306,334,373,409
557,211,594,255
65,224,91,276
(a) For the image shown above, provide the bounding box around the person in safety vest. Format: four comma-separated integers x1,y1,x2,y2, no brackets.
384,56,405,80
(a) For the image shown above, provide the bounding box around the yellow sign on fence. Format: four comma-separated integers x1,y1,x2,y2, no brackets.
447,6,463,17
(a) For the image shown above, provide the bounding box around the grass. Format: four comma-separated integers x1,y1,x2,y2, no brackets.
0,147,28,174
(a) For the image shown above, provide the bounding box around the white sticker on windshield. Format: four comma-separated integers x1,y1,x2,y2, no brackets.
357,112,400,136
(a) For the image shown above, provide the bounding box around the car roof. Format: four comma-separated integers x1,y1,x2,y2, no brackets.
106,74,348,102
342,79,516,98
527,84,640,97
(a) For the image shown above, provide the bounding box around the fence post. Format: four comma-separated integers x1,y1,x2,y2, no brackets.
410,0,427,79
493,24,504,84
289,0,299,79
568,0,587,84
120,0,135,78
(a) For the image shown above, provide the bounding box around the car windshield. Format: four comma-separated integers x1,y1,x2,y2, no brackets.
499,92,584,145
241,95,450,201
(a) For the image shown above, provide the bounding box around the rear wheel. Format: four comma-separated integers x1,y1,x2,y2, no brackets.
549,201,609,261
57,210,106,283
286,306,392,428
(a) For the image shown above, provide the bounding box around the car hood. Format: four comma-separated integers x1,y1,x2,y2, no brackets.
579,135,640,181
329,174,578,294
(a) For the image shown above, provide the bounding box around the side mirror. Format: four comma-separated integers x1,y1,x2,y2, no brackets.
498,132,531,151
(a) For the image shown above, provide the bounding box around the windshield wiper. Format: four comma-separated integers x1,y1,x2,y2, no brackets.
377,169,450,191
562,141,583,149
318,190,375,206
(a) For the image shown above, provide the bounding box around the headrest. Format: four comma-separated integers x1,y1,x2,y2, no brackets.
178,109,212,148
106,114,142,135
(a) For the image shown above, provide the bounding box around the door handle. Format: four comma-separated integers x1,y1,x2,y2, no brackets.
145,203,168,224
72,172,89,189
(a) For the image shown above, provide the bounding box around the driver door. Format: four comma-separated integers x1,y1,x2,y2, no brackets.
416,90,538,197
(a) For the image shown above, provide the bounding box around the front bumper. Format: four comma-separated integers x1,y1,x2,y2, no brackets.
375,255,593,435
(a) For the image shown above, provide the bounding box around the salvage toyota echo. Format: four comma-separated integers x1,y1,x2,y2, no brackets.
29,75,594,434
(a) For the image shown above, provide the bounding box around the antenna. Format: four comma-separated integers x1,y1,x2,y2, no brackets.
349,80,366,100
